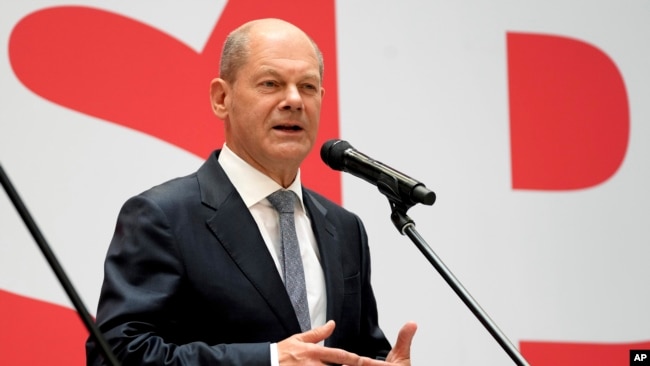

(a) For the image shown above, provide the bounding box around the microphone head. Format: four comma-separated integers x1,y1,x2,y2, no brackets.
320,139,351,171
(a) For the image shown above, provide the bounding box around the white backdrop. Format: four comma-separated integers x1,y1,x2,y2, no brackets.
1,1,649,365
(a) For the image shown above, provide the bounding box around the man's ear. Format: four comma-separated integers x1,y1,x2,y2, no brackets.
210,78,229,119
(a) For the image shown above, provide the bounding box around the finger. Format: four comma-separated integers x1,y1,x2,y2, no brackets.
295,320,336,344
319,348,384,366
386,322,418,362
352,356,394,366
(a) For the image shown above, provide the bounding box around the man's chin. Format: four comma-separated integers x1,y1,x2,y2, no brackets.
273,141,313,159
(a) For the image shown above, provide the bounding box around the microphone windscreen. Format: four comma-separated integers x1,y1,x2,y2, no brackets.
320,139,351,171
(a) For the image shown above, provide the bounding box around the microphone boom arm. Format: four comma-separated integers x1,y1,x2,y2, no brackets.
387,196,529,366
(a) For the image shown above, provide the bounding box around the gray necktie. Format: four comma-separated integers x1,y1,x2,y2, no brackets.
267,190,311,332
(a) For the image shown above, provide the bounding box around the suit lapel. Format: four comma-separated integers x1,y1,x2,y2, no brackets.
303,189,344,338
198,151,301,335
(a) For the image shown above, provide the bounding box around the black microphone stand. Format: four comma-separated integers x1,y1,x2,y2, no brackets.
0,163,120,366
376,175,529,366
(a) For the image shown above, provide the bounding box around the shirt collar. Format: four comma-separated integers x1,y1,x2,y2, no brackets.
218,144,305,209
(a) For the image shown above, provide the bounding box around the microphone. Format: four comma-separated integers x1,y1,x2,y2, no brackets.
320,139,435,206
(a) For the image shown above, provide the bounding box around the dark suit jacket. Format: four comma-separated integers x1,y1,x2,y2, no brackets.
86,150,391,365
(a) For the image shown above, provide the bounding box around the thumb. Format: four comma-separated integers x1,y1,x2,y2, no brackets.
296,320,336,344
387,321,417,362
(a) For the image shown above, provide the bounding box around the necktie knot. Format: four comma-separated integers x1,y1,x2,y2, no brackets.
267,190,296,214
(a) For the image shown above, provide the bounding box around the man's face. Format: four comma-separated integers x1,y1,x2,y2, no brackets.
214,26,324,179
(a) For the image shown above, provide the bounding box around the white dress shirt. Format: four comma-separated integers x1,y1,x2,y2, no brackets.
217,145,327,363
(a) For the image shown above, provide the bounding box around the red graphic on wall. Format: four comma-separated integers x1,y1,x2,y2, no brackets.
5,1,338,365
507,32,629,190
521,339,650,366
0,290,88,365
508,32,649,364
8,1,341,200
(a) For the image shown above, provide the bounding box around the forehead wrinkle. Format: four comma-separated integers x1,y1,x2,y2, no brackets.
254,65,321,83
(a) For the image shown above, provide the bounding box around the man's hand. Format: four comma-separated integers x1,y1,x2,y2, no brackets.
277,320,365,365
383,322,417,365
277,320,418,366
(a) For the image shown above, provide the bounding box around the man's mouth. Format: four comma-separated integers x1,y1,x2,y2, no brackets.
273,124,303,131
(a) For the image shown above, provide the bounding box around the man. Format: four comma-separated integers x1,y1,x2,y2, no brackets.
86,18,417,365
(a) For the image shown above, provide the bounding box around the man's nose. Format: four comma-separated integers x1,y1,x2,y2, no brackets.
279,85,303,111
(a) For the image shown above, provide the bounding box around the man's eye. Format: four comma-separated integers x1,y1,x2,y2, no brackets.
261,81,278,88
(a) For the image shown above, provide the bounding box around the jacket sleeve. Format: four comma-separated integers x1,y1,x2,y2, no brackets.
85,194,271,366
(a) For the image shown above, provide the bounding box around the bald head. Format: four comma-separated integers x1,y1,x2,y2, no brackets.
219,18,324,83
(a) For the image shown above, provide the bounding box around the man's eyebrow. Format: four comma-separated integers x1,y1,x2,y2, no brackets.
256,67,281,78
